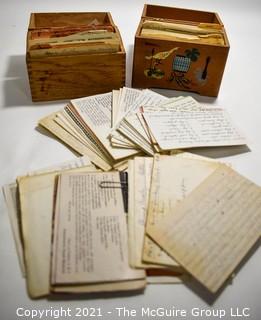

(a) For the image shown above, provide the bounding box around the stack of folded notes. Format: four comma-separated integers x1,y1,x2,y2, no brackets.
3,152,261,299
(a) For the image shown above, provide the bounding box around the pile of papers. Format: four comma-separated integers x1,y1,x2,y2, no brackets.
28,22,121,58
3,157,146,298
3,152,261,299
3,87,260,299
128,153,261,293
38,87,247,171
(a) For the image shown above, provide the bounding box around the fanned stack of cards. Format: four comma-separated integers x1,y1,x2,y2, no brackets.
38,87,247,171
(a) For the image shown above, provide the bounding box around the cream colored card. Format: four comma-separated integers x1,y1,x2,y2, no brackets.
143,108,247,150
51,171,145,285
127,96,201,153
148,165,261,293
143,154,220,267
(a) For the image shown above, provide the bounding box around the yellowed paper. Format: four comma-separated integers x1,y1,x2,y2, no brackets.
144,154,220,267
142,20,224,35
128,157,156,269
141,29,224,45
51,171,145,285
3,183,26,277
148,165,261,293
18,165,97,298
128,158,186,283
3,157,93,278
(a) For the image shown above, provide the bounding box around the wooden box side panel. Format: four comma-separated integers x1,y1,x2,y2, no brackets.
132,37,229,97
142,4,219,24
29,12,114,30
27,52,125,101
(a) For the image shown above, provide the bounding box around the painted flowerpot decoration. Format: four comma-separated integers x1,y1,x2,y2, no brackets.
144,47,179,79
169,48,200,89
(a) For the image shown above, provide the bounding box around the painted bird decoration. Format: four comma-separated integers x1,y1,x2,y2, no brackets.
145,47,179,60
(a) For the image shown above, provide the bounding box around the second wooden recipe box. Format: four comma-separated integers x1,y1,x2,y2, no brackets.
132,5,230,97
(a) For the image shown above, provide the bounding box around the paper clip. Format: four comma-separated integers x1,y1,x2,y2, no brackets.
99,181,127,189
99,172,128,213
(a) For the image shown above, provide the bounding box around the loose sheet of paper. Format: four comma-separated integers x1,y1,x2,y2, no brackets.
144,154,220,267
148,165,261,293
51,171,145,285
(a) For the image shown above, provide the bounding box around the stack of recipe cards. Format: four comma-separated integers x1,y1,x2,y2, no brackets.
38,87,247,171
28,22,121,58
140,19,225,45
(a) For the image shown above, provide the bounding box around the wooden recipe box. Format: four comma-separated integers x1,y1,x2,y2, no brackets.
132,5,230,96
26,12,126,102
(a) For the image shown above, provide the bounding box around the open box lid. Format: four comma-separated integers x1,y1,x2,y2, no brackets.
142,4,223,25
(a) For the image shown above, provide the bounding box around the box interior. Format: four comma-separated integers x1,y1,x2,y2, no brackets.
27,12,126,55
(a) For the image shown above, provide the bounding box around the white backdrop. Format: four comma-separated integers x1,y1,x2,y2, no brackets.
0,0,260,319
